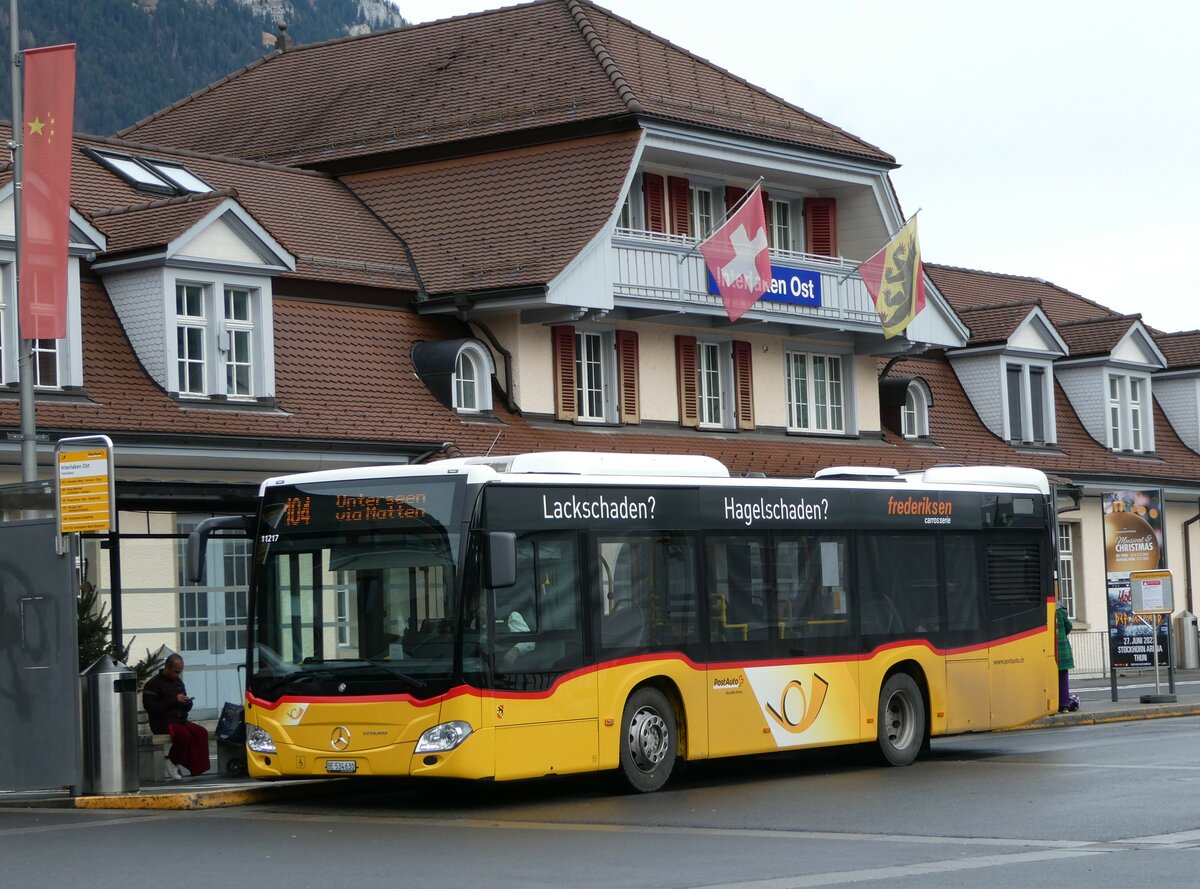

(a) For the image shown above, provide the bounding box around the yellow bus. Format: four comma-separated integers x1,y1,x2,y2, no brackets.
204,452,1058,792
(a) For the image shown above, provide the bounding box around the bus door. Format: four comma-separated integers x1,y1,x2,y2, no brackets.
942,535,991,733
985,533,1053,727
480,530,596,781
594,532,707,762
750,534,857,755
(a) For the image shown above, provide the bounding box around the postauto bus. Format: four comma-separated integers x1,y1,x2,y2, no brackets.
191,452,1058,792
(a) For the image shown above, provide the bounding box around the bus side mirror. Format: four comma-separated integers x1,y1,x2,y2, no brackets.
484,531,517,589
187,515,253,584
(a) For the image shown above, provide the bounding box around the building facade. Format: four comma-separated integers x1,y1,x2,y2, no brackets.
1,0,1197,708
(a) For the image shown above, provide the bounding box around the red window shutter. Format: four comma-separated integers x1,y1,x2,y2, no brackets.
668,175,691,236
552,325,577,421
804,197,838,257
760,188,771,247
616,329,640,425
675,335,699,428
642,173,665,234
725,185,746,215
732,340,755,430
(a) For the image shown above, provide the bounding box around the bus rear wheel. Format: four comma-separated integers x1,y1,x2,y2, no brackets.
877,673,925,766
618,687,677,793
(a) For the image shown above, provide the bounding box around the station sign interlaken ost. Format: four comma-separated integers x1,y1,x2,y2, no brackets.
55,436,115,534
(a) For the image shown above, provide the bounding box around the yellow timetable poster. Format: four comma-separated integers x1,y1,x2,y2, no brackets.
57,448,112,533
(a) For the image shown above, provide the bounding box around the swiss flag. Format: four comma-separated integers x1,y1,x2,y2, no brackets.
699,184,772,322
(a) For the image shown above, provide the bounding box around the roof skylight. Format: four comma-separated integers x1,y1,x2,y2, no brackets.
88,148,213,196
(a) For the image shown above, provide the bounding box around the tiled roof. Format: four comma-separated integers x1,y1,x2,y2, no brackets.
119,0,893,168
89,191,236,256
1153,330,1200,371
955,299,1041,346
6,280,1199,483
52,133,418,291
1056,315,1141,358
926,263,1115,327
343,130,641,294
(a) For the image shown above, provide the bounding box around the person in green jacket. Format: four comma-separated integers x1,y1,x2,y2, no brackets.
1056,604,1079,712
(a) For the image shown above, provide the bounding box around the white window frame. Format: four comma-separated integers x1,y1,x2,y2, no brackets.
223,286,254,399
618,191,635,230
572,330,609,422
785,349,845,434
451,340,494,414
168,272,271,401
175,282,209,396
1107,371,1153,452
696,338,733,429
690,186,715,239
1057,522,1078,619
0,257,84,390
902,380,930,438
1004,359,1054,444
769,198,792,251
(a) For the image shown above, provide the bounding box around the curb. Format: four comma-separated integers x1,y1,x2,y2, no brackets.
2,778,353,811
1013,702,1200,732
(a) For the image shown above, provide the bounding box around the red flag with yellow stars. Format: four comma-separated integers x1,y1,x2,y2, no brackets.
859,216,926,339
20,44,76,341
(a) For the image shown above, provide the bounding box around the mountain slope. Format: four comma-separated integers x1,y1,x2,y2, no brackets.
1,0,407,135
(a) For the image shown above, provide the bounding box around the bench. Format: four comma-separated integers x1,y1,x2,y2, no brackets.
136,712,220,782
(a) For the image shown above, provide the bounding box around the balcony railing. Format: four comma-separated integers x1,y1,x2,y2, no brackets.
612,228,880,327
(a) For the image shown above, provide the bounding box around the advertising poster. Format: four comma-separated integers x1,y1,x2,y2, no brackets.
1102,490,1169,668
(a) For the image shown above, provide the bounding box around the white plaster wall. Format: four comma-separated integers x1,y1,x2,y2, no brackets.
854,355,880,433
822,185,887,261
1057,366,1107,446
514,322,555,416
636,324,682,423
105,267,169,386
178,217,264,265
949,353,1003,437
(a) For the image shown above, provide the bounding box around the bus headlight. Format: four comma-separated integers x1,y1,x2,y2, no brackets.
415,721,473,753
246,724,277,754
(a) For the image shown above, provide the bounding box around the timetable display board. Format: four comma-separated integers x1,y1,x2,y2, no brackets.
55,435,115,534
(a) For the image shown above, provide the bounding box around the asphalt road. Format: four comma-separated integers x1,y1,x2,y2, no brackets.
4,716,1199,889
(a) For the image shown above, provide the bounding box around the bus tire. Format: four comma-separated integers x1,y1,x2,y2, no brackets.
618,687,677,793
877,673,925,766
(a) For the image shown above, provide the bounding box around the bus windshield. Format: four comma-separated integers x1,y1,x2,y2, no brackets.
249,475,466,700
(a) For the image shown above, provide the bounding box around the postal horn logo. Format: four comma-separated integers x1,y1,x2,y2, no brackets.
765,674,829,734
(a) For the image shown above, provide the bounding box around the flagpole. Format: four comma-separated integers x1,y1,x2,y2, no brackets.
9,0,36,482
836,208,922,285
678,176,764,263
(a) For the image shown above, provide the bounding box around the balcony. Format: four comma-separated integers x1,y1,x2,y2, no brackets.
612,228,880,330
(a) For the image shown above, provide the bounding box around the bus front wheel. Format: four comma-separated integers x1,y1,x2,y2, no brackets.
877,673,925,766
618,687,677,793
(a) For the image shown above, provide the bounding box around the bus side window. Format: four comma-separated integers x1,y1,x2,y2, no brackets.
775,534,850,656
857,534,940,637
706,535,770,654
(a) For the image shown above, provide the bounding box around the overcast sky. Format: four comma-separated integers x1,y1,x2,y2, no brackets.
393,1,1198,333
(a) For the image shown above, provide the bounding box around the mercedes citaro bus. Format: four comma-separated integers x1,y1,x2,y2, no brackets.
189,452,1059,792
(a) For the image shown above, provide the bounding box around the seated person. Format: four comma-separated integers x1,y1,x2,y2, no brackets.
142,654,210,780
500,610,536,665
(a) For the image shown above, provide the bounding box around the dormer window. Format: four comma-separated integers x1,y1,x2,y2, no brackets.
88,148,213,196
455,348,481,412
1108,373,1151,452
901,379,931,438
412,338,495,415
172,280,262,400
1004,361,1052,445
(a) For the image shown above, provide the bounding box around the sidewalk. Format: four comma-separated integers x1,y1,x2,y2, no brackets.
5,668,1198,811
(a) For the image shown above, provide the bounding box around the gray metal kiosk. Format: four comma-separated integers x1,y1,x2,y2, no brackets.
79,656,138,794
